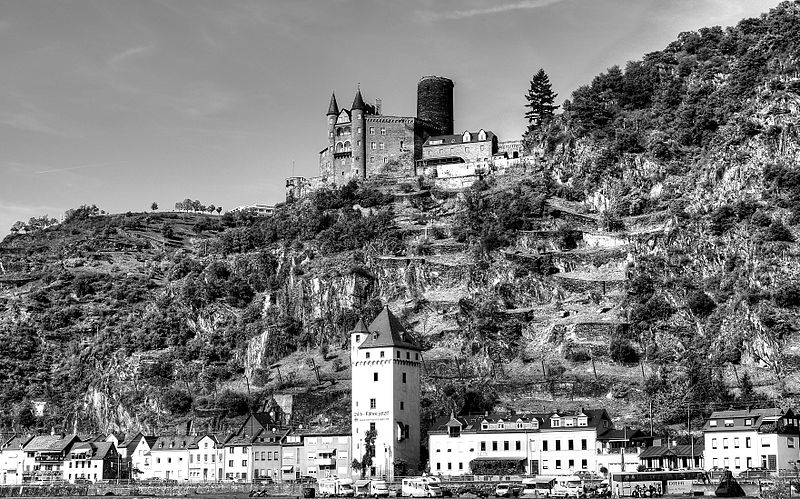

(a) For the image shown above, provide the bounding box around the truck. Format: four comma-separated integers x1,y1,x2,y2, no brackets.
319,478,356,497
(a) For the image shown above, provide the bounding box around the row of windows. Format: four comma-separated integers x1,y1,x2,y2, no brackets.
541,459,588,470
67,461,99,468
710,437,795,449
362,349,419,361
226,460,248,467
710,456,784,470
253,451,279,461
189,453,221,463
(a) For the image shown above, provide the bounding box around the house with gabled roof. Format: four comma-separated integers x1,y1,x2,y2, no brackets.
21,433,81,483
187,434,225,483
703,407,800,474
149,435,193,481
129,434,158,480
0,435,32,484
63,441,119,483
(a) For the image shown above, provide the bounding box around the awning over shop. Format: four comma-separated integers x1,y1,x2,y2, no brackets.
317,449,336,455
281,466,294,472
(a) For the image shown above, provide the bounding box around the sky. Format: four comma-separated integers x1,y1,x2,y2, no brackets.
0,0,782,235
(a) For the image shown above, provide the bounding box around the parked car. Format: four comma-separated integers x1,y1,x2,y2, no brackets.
496,484,512,498
299,476,317,484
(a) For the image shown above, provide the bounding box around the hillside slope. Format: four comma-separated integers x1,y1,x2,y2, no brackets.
3,1,800,445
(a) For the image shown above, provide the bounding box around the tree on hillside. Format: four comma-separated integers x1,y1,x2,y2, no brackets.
216,206,222,215
151,202,158,212
524,68,559,134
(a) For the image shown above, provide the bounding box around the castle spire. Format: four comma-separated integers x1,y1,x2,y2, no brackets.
351,86,365,111
327,92,339,116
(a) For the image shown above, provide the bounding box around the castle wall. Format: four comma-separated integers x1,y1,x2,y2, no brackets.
365,116,418,178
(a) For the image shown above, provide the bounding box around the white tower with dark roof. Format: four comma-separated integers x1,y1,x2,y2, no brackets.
350,306,422,480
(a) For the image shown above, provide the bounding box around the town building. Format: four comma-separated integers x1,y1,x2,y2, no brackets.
638,441,704,470
298,431,351,480
222,435,252,482
703,408,800,473
229,204,275,217
129,434,158,480
350,307,423,480
0,435,31,484
281,433,305,482
427,409,622,476
21,434,80,483
595,427,654,474
251,430,287,482
188,434,224,483
63,441,119,483
149,435,192,481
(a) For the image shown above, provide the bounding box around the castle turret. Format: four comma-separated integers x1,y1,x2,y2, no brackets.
351,88,367,178
323,93,338,179
417,76,454,135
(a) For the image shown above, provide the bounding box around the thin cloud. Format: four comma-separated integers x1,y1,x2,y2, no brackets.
421,0,565,20
0,111,71,136
107,44,155,67
35,161,124,175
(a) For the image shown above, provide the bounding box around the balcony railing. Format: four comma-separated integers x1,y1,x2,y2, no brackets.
597,447,641,455
35,455,64,462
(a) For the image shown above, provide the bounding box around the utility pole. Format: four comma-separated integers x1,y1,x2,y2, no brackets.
688,405,695,469
649,400,654,436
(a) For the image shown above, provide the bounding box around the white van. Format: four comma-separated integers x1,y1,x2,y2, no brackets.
521,478,557,497
320,478,356,497
554,476,584,499
401,478,443,497
355,479,390,497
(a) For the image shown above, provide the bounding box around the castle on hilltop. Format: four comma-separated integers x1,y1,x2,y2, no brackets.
286,76,526,200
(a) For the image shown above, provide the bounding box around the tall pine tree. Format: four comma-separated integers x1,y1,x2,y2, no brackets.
524,68,558,133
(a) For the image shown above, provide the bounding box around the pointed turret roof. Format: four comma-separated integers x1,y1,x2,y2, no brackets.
351,87,365,111
359,306,421,350
351,318,369,334
327,93,339,116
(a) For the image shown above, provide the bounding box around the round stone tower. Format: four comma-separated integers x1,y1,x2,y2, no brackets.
416,76,454,136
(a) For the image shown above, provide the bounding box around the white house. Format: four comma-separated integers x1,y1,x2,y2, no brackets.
129,435,158,480
0,435,31,485
222,435,251,482
149,436,192,481
63,442,119,483
21,434,80,483
188,434,224,483
703,408,800,474
350,307,423,480
428,409,619,476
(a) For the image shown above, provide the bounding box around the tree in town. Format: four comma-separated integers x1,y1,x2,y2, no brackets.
360,428,377,478
524,68,559,134
151,202,159,211
216,206,222,215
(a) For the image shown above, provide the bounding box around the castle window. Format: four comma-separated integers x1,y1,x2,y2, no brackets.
373,372,378,381
366,352,370,359
402,373,406,383
379,142,385,150
380,128,386,135
465,146,469,152
370,399,376,409
480,145,485,151
369,157,374,163
371,142,376,150
400,140,404,150
400,401,404,410
369,127,375,134
356,334,360,343
380,351,384,358
383,157,388,164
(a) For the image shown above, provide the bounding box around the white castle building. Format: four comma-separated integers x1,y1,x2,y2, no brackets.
350,306,422,480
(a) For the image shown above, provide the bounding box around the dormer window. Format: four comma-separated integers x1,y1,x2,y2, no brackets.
724,419,734,427
745,419,752,426
551,419,560,427
478,129,487,141
373,332,379,340
449,427,460,438
710,420,718,427
462,131,471,142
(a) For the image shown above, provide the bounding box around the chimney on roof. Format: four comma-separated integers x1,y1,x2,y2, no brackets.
376,98,382,115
